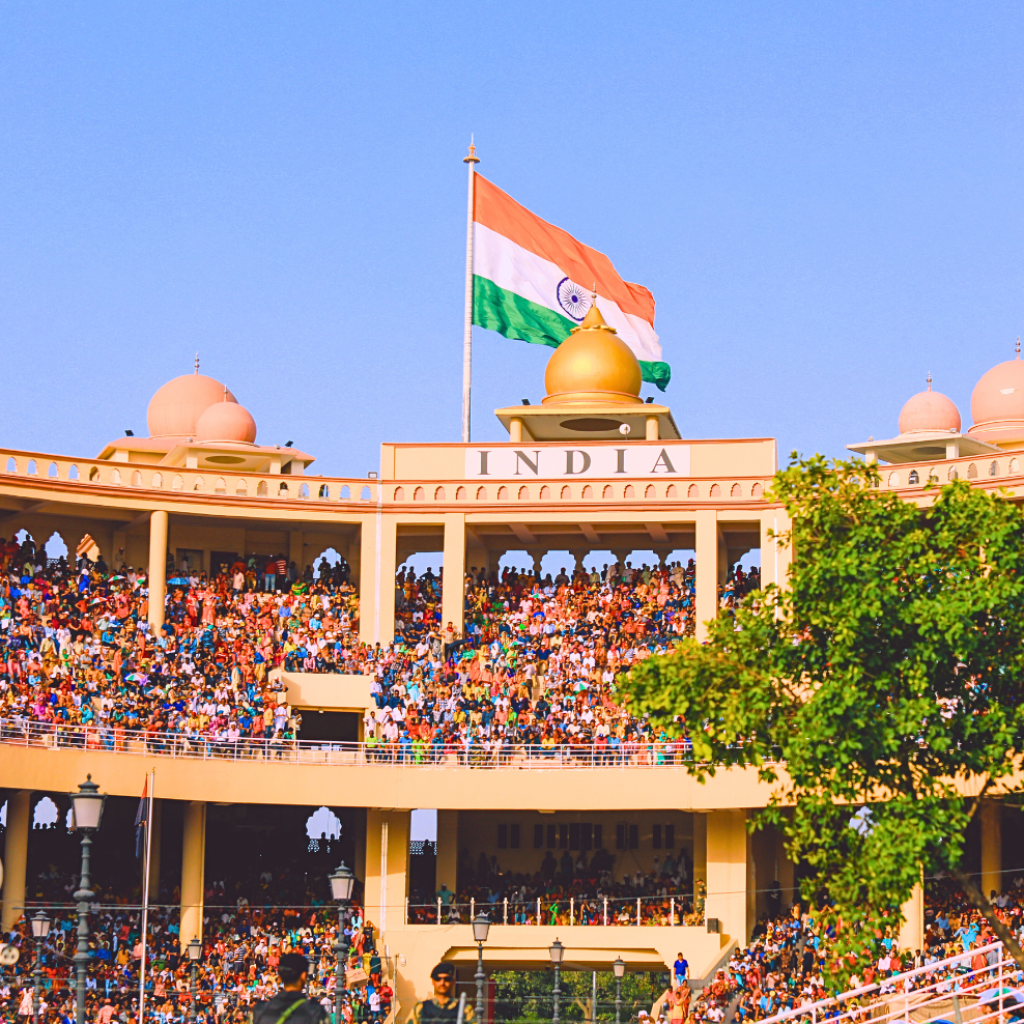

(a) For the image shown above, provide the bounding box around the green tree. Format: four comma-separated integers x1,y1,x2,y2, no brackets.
623,455,1024,977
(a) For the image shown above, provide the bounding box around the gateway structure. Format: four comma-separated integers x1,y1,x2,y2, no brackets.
0,311,1016,1012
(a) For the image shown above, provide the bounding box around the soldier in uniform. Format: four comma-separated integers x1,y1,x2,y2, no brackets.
252,953,330,1024
410,963,477,1024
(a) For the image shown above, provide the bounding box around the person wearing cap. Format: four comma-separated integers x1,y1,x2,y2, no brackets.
252,952,329,1024
410,963,477,1024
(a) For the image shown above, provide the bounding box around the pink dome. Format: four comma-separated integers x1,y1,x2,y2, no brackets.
970,354,1024,430
195,399,257,444
898,378,960,434
147,374,237,438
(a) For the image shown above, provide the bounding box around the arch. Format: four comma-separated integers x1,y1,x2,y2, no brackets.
497,485,509,500
278,481,289,497
318,484,330,499
582,485,593,499
132,470,143,487
687,484,699,498
152,472,163,488
560,485,572,500
887,471,900,487
88,466,100,482
602,485,613,499
475,486,488,501
394,486,405,501
645,484,656,498
44,532,68,562
235,479,248,496
709,483,721,497
666,484,677,498
967,463,978,479
1011,458,1019,474
947,466,959,481
312,547,344,579
33,796,59,829
47,462,58,479
67,464,79,480
257,480,268,496
109,468,122,485
908,470,919,485
214,477,227,494
26,460,37,475
623,484,635,499
540,485,552,500
928,470,939,483
990,461,1000,477
434,485,447,501
306,806,342,841
171,474,184,491
340,485,351,499
299,483,310,498
5,457,16,473
730,483,741,497
517,485,530,501
413,486,425,501
750,482,762,499
361,485,372,500
192,476,204,492
455,486,467,501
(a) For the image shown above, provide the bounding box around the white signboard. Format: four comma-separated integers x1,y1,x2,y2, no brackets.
464,443,690,480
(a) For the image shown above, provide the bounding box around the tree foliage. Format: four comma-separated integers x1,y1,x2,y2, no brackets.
623,455,1024,976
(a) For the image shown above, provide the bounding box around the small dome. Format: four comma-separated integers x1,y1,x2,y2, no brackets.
195,399,257,444
147,373,237,438
969,346,1024,443
898,376,960,434
542,304,643,406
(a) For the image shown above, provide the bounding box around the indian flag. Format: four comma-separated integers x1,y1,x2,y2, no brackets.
471,174,670,390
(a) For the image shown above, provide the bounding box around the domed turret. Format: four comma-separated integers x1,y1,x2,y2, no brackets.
968,340,1024,448
898,374,960,434
542,303,643,406
147,368,237,438
195,395,257,444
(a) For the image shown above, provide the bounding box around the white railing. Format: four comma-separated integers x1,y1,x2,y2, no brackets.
0,718,707,769
760,940,1021,1024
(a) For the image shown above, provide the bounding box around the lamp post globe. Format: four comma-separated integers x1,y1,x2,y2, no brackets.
473,913,490,1021
549,939,564,1024
69,775,105,1024
31,911,50,1020
329,861,355,1024
187,937,202,1022
329,861,355,903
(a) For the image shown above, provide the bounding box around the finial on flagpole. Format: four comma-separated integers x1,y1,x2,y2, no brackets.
464,134,480,165
194,352,199,374
926,372,932,391
1017,337,1020,359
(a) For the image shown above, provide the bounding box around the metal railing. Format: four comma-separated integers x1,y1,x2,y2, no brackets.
0,718,706,769
759,939,1022,1024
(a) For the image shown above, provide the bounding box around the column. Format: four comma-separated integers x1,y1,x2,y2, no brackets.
692,812,707,892
899,881,924,953
435,811,459,894
359,510,397,646
981,799,1002,899
759,511,777,589
441,514,466,635
509,418,523,443
695,511,718,641
148,510,169,631
705,809,750,944
363,810,411,938
645,416,659,441
145,800,162,897
776,827,796,910
180,801,206,950
1,791,31,931
289,530,304,574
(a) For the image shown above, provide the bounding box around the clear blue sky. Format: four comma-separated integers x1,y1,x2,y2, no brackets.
2,1,1023,477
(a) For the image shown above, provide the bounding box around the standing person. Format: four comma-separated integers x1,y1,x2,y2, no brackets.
409,963,476,1024
673,952,689,989
251,953,329,1024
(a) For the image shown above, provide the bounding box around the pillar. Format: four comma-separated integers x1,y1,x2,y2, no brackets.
180,801,206,950
359,511,397,646
759,511,777,589
509,418,523,443
981,799,1002,899
695,511,718,641
435,811,459,894
289,529,304,574
646,416,659,441
144,799,162,897
1,791,31,930
148,510,169,631
899,881,924,953
441,514,466,635
347,534,361,592
363,810,411,939
692,812,707,891
705,809,750,944
776,828,796,910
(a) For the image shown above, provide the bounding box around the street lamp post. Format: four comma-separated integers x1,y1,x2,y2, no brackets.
549,939,564,1024
69,775,105,1024
329,862,356,1024
612,957,626,1024
187,937,202,1022
472,913,490,1023
31,911,51,1020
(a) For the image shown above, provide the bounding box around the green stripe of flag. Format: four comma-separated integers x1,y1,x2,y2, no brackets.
472,276,670,390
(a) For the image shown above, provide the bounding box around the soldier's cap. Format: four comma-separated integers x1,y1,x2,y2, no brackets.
278,953,309,982
431,963,456,980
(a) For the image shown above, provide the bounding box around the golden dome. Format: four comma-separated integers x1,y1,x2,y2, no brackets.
542,303,643,406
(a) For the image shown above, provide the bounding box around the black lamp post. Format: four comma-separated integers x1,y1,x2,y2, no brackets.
549,939,564,1024
69,775,105,1024
329,862,356,1024
187,937,202,1022
472,913,490,1023
612,957,626,1024
31,911,51,1020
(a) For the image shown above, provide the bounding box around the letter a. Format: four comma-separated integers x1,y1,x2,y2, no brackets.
650,449,676,474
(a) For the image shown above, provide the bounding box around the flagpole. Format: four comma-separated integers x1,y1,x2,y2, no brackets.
138,770,155,1024
462,138,479,444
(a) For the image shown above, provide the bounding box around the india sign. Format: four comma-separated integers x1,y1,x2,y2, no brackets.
464,444,691,480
